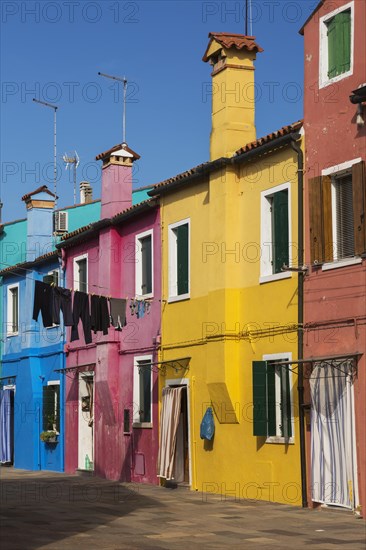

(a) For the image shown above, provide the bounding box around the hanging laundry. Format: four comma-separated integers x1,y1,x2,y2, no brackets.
52,287,73,326
71,291,92,344
129,299,137,316
109,298,127,331
33,280,54,327
90,295,110,335
137,300,146,319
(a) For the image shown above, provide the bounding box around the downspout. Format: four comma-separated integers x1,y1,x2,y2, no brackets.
59,253,65,472
290,136,307,508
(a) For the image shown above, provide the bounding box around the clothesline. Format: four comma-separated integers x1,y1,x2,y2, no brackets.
33,281,152,344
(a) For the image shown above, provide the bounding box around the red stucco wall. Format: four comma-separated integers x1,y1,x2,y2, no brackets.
303,0,366,512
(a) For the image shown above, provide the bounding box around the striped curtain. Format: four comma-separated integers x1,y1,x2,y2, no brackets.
310,361,359,509
157,387,183,480
0,389,12,463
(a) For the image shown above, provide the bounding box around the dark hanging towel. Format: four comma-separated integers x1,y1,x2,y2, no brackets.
109,298,127,331
52,287,73,326
71,291,92,344
33,280,54,327
90,295,110,335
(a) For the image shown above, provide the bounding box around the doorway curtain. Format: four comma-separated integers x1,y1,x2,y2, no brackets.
310,361,359,510
0,389,13,463
157,386,183,480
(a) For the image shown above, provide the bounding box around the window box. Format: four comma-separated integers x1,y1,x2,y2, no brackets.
40,431,58,443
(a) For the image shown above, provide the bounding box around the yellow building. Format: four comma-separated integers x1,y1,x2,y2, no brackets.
151,33,304,506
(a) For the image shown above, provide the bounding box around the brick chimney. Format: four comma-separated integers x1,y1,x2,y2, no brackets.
95,142,140,219
79,181,93,204
203,33,263,160
21,185,56,261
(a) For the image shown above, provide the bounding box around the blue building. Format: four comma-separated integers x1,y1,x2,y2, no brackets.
0,183,151,472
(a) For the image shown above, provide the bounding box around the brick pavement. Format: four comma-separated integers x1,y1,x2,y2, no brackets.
0,468,365,550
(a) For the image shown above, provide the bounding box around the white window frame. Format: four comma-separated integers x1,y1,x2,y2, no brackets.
260,182,292,284
73,253,88,292
168,218,190,302
46,380,60,434
319,1,354,89
263,352,295,445
133,355,153,428
7,283,19,336
322,158,362,270
135,229,154,298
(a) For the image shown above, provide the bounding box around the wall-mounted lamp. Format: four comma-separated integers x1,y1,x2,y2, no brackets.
356,104,365,127
350,84,366,127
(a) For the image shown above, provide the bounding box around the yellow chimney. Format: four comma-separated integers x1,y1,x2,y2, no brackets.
203,33,263,160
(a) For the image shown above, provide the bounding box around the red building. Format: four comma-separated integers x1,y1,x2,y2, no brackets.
301,0,366,514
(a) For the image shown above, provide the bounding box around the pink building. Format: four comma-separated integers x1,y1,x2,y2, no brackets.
59,143,161,483
301,0,366,514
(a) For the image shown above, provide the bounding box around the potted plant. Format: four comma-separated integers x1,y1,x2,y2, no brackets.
40,430,58,443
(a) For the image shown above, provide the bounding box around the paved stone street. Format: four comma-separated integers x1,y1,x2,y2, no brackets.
0,468,365,550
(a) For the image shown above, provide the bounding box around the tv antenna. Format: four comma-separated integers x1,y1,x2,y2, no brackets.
33,98,58,207
245,0,253,36
63,151,80,205
98,72,128,143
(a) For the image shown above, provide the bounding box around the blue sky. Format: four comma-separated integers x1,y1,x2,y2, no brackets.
0,0,313,222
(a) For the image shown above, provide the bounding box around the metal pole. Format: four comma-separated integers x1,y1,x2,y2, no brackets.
123,77,127,143
33,99,58,206
54,108,57,207
245,0,248,35
98,72,128,143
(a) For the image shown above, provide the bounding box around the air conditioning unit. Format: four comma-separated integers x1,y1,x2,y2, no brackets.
54,211,68,234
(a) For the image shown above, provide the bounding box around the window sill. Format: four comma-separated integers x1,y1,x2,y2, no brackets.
132,422,153,429
322,257,362,271
6,332,19,338
259,272,292,284
319,69,352,89
168,293,190,303
135,293,153,300
266,436,295,445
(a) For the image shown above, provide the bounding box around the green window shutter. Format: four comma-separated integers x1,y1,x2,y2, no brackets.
327,17,337,78
139,363,151,423
273,190,289,274
252,361,268,436
266,363,276,436
177,224,189,295
339,10,351,73
141,235,152,294
280,367,292,438
43,386,55,431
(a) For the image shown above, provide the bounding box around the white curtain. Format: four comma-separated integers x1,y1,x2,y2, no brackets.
157,387,183,480
310,362,359,509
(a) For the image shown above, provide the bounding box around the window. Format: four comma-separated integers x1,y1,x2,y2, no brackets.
43,270,59,287
260,184,291,283
319,2,353,88
168,219,190,301
43,382,60,433
7,284,19,335
252,357,293,442
135,230,153,297
133,356,153,426
74,255,88,293
309,160,365,266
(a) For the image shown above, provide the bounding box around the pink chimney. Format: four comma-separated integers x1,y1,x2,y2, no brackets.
96,142,140,219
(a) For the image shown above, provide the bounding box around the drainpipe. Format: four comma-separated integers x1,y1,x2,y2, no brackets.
59,255,65,473
290,136,307,508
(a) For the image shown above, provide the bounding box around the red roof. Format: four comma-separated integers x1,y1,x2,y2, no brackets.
234,120,303,156
21,185,56,202
95,143,140,161
203,33,263,62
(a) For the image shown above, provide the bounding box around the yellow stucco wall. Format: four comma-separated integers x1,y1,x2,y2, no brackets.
159,142,303,506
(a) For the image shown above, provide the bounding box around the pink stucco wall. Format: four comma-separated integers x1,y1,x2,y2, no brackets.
303,0,366,510
64,207,161,484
